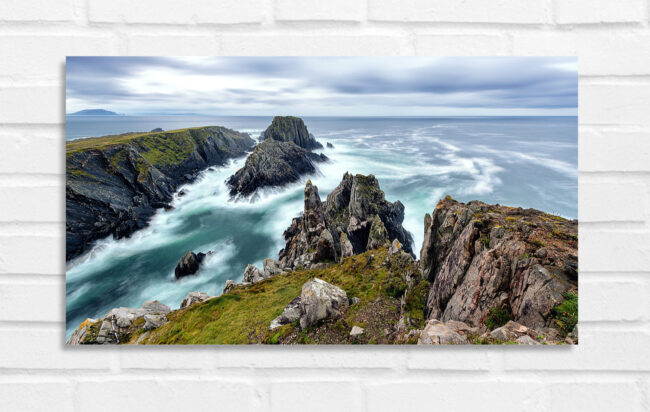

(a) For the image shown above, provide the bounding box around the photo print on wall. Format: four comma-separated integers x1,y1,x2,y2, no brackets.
65,57,578,345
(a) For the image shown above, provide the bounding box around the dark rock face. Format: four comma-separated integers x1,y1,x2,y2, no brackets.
260,116,323,150
419,197,578,330
278,173,414,269
174,251,206,279
150,128,164,132
66,126,254,261
326,142,334,149
226,139,327,198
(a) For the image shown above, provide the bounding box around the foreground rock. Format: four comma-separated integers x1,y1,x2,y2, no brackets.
260,116,323,150
68,300,171,344
174,251,206,279
417,319,469,345
180,291,212,309
270,278,349,330
66,126,255,260
420,196,578,331
279,173,414,269
226,139,327,199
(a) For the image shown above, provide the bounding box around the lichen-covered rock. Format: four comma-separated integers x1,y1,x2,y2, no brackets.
269,297,302,330
420,197,578,331
417,319,468,345
367,214,389,250
350,325,365,338
242,264,265,283
180,291,211,309
299,278,349,329
490,321,538,342
263,259,286,278
67,300,171,345
174,251,206,279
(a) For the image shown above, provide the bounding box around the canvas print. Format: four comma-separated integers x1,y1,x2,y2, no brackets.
66,57,578,345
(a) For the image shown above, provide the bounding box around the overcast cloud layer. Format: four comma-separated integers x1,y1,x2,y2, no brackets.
66,57,578,116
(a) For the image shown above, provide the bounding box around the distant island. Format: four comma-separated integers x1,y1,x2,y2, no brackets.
68,109,119,116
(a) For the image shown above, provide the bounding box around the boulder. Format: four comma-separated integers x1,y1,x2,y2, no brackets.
299,278,349,329
174,251,206,280
326,142,334,148
516,335,540,345
490,321,537,342
269,297,302,330
417,319,468,345
222,279,237,294
263,259,286,277
350,325,365,338
242,264,265,283
180,291,211,309
144,314,168,330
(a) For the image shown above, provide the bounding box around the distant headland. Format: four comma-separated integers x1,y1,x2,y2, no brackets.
68,109,119,116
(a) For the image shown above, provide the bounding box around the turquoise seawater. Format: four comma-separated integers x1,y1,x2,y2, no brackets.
65,116,577,339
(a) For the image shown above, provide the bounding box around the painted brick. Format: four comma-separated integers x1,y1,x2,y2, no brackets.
0,0,76,22
554,0,646,24
0,281,64,322
368,0,549,23
88,0,266,24
579,181,646,222
0,236,63,275
580,83,650,126
270,381,362,412
579,130,650,172
0,382,74,412
415,34,509,55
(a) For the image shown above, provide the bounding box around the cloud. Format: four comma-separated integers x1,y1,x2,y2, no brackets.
65,57,577,116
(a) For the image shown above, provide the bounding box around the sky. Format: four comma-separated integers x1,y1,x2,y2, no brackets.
66,56,578,117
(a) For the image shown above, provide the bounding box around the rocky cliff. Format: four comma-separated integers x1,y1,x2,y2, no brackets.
69,181,578,345
226,139,327,199
226,116,327,199
278,173,414,269
260,116,323,150
66,126,255,260
420,196,578,331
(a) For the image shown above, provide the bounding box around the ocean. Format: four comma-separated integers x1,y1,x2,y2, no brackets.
65,115,577,339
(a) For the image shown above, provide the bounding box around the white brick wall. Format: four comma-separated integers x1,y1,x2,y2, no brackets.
0,0,647,410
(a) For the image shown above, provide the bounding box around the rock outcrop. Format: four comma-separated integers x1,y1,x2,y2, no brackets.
226,139,327,198
66,126,255,260
174,251,206,280
180,291,211,309
67,300,171,344
278,173,414,269
419,196,578,331
270,278,348,330
260,116,323,150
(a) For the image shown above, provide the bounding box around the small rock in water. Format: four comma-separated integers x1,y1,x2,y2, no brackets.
326,142,335,148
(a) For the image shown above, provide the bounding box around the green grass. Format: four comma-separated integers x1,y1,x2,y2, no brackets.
553,291,578,335
141,248,423,344
485,307,512,331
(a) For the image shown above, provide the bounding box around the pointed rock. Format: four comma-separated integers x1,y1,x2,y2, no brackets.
367,214,389,250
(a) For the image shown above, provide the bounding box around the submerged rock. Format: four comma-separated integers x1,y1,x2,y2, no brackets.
174,251,206,280
326,142,334,149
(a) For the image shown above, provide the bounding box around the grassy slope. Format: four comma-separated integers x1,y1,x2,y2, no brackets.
135,247,427,345
66,126,244,170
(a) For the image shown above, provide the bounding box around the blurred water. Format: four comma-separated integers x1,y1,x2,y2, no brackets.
65,116,577,339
